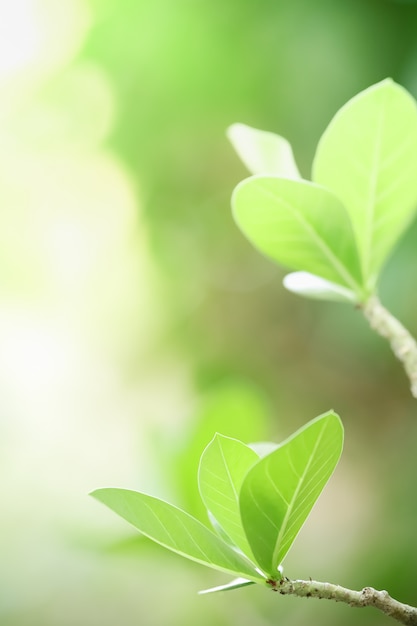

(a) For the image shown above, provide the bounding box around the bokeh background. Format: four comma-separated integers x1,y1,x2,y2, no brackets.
1,0,417,624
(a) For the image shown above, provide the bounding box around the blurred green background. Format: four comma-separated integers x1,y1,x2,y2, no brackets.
1,0,417,624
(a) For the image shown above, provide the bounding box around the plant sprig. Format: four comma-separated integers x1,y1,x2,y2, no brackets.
229,79,417,397
92,412,343,588
92,411,417,623
92,81,417,625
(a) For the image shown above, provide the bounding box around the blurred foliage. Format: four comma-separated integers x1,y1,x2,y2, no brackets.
1,0,417,625
166,380,271,521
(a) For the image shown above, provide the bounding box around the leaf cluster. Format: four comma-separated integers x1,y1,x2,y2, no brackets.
92,411,343,592
229,79,417,304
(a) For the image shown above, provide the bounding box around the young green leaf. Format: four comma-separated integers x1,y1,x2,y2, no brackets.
283,271,357,303
91,488,264,582
239,411,343,576
232,177,363,295
199,577,256,595
198,434,259,560
227,123,301,178
313,79,417,291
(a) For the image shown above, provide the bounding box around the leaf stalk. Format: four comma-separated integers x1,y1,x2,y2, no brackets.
361,295,417,398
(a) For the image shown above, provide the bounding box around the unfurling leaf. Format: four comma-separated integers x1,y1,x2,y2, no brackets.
227,123,301,178
283,271,357,303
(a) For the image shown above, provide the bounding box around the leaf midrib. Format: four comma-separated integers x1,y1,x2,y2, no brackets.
128,496,260,581
257,185,361,293
201,438,257,561
363,95,385,281
271,422,327,568
218,439,239,501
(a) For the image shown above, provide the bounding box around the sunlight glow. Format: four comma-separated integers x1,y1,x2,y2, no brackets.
0,0,91,82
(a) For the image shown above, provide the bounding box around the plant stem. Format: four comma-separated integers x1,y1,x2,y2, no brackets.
268,578,417,625
361,295,417,398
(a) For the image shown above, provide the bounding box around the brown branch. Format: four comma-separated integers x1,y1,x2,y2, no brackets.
267,578,417,625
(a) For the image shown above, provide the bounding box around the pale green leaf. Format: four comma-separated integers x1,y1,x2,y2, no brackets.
227,123,301,178
283,271,357,303
199,578,255,595
198,434,259,560
232,176,364,295
239,411,343,575
91,488,263,582
313,78,417,290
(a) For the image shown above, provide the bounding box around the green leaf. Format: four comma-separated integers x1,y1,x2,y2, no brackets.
227,123,301,178
232,176,364,295
198,434,259,560
283,271,357,303
239,411,343,576
199,578,256,595
313,78,417,290
91,488,263,582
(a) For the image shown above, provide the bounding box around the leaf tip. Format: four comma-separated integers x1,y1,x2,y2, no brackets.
226,122,247,141
89,487,121,505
